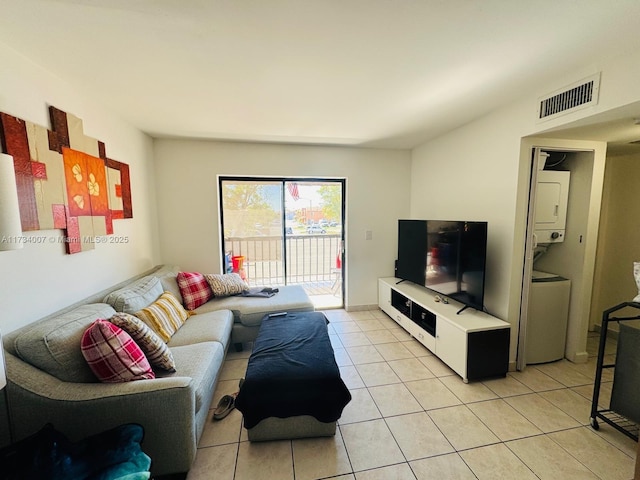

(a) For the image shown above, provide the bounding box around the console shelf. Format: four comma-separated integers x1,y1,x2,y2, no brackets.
378,277,510,382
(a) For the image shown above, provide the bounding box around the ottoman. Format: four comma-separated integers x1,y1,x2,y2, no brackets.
234,312,351,441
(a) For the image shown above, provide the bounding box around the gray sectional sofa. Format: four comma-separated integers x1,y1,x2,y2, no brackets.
2,264,314,477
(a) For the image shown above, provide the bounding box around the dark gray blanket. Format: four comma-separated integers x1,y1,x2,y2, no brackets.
235,312,351,429
610,322,640,423
239,287,279,298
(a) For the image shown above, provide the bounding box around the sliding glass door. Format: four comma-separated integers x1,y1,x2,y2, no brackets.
219,177,344,308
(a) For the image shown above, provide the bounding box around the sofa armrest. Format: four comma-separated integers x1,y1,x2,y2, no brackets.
5,353,198,476
8,354,192,400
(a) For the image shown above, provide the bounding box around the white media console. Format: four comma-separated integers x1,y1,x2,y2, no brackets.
378,277,510,382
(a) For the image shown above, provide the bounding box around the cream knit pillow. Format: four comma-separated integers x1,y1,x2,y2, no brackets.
204,273,249,297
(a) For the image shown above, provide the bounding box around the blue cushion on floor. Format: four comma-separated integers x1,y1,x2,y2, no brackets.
0,423,151,480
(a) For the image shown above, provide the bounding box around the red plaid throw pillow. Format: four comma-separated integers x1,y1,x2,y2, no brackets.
81,319,155,383
177,271,213,310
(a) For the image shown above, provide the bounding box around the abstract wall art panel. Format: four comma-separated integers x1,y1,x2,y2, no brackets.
106,159,133,219
0,106,133,254
0,113,40,231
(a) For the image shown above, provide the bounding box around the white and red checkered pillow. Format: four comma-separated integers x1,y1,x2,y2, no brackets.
177,271,213,310
81,319,155,383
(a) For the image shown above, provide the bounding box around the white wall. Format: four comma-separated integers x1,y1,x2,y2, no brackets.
590,151,640,329
0,43,160,333
411,104,527,322
153,139,411,309
410,50,640,365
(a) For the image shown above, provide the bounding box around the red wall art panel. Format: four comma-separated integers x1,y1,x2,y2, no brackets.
0,106,133,254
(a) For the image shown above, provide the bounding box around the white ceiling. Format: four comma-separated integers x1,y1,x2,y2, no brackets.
2,0,640,149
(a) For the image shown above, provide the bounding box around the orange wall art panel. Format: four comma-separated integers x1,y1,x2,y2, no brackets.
0,106,133,254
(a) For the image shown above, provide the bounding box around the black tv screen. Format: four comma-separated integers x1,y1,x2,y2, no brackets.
396,220,428,286
397,219,488,312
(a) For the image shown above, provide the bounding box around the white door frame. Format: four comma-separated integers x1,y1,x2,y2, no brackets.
515,147,545,371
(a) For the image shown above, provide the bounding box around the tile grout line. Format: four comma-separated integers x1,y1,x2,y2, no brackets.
197,308,635,480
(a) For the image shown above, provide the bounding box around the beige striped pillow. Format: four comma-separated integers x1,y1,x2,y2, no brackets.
109,312,176,372
134,292,190,342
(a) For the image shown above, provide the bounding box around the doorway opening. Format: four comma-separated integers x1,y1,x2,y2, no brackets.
516,142,604,371
219,177,345,309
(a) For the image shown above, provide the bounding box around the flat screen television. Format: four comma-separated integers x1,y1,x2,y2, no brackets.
396,219,488,313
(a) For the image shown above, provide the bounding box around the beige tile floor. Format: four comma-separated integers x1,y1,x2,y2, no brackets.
186,309,637,480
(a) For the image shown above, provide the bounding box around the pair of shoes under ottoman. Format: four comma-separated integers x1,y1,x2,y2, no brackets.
234,311,351,441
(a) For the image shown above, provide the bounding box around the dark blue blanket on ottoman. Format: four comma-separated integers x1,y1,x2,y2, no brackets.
235,312,351,430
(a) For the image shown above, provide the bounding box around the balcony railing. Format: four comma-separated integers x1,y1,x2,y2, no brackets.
224,234,342,298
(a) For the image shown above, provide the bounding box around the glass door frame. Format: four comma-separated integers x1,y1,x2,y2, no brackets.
218,176,346,308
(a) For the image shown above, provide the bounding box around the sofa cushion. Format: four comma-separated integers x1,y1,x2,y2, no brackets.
14,303,117,383
204,273,249,297
81,320,155,383
134,292,190,342
152,264,181,278
156,342,224,413
103,275,164,314
159,275,182,305
109,313,176,372
177,272,213,310
153,265,183,304
195,285,314,327
168,309,233,352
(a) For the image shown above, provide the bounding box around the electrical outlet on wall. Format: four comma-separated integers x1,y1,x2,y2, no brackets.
365,230,373,240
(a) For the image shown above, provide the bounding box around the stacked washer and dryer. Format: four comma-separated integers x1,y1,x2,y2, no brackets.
526,153,572,365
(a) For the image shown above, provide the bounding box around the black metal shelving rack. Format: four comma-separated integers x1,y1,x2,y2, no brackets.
590,301,640,441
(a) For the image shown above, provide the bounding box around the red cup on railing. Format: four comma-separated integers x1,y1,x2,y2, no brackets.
232,255,247,280
232,256,245,272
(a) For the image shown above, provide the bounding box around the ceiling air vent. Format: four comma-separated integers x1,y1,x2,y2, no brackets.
537,73,600,122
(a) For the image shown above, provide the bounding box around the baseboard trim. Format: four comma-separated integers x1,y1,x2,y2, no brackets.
569,351,589,364
593,324,620,340
345,304,379,312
